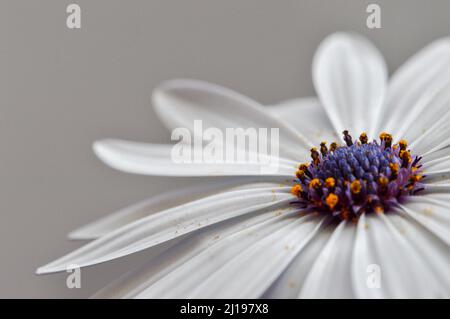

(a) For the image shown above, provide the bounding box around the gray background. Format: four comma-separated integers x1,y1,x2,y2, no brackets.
1,0,449,298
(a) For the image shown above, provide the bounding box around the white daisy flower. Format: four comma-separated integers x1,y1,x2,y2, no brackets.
37,32,450,298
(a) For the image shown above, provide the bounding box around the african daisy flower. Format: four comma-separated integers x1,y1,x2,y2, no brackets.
37,32,450,298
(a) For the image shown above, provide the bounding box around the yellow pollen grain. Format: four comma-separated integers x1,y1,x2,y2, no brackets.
402,151,412,163
320,142,328,156
379,132,393,147
379,132,392,140
325,177,336,188
379,176,389,187
359,132,368,144
350,180,362,194
326,193,339,209
298,163,309,171
375,206,384,214
296,170,305,179
309,178,322,189
310,148,320,164
291,184,303,197
389,162,399,173
330,142,338,152
341,210,350,220
399,139,408,150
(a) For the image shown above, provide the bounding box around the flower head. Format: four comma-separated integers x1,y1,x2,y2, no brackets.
37,32,450,299
291,131,424,220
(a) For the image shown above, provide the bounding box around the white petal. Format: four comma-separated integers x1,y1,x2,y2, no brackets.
421,149,450,184
423,150,450,172
93,206,298,298
268,97,338,145
390,214,450,298
394,80,450,144
186,215,327,298
420,147,450,163
423,183,450,193
422,150,450,169
351,213,383,298
153,79,312,160
380,211,447,297
299,220,356,298
409,110,450,156
379,38,450,140
397,195,450,245
136,213,325,298
36,185,294,274
313,32,387,137
353,211,447,298
422,169,450,184
69,177,293,240
93,139,297,177
261,225,333,298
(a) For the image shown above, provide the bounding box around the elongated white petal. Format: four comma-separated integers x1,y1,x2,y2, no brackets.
186,215,327,298
136,213,325,298
152,79,312,160
93,139,297,177
299,220,356,298
93,206,299,298
36,186,294,274
397,195,450,245
420,147,450,163
379,38,450,140
352,209,449,298
269,97,337,145
423,183,450,193
394,80,450,143
422,169,450,183
390,215,450,298
355,211,449,298
351,213,383,298
262,226,332,298
70,177,293,240
422,150,450,183
422,151,450,168
313,32,387,137
409,110,450,156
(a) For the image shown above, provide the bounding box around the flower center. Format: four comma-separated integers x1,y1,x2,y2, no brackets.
291,131,425,220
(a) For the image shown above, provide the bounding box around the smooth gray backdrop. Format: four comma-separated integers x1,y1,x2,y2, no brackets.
1,0,449,298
